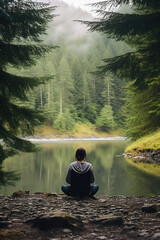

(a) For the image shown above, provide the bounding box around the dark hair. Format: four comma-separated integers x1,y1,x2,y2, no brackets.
75,147,86,161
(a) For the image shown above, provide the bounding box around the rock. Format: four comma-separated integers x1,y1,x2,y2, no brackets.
0,221,11,228
89,233,98,238
142,204,157,213
138,230,149,237
11,209,24,214
0,230,26,240
91,215,123,226
25,190,30,194
47,193,58,197
127,231,138,238
12,218,24,223
97,237,107,240
156,203,160,209
12,190,27,198
31,210,83,230
151,151,157,157
1,194,160,239
151,233,160,240
49,239,60,240
98,199,107,203
0,215,8,221
121,225,138,233
63,228,72,233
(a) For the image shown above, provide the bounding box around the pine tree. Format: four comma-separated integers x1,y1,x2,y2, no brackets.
72,57,85,120
83,0,160,139
54,108,75,131
0,0,56,162
57,56,74,114
96,105,116,131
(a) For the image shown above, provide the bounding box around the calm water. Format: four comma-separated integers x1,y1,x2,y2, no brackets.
1,139,160,196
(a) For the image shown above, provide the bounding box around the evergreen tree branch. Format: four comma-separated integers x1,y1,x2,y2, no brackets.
81,12,160,41
0,42,57,67
90,0,160,9
0,95,45,134
0,70,53,100
0,0,57,162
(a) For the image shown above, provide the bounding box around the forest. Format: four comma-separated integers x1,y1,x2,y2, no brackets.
10,1,129,133
0,0,160,165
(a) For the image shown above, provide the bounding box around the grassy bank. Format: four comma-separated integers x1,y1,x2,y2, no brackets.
125,129,160,153
124,130,160,177
34,123,123,138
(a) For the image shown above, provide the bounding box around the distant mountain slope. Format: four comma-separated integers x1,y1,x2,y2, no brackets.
47,0,95,48
46,0,130,56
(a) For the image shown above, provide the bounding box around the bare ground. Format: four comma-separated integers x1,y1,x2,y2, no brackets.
0,192,160,240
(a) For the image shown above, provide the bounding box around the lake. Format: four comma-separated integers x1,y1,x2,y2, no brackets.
1,138,160,196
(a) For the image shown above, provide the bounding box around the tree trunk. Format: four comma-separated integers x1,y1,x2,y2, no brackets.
48,84,50,108
40,86,43,108
108,79,110,106
60,91,63,115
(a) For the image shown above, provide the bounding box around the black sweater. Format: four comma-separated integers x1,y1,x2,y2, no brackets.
66,161,95,195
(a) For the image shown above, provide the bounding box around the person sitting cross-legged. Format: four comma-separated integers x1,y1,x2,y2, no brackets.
61,147,99,198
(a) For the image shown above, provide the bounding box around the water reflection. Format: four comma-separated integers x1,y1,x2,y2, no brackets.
1,140,160,196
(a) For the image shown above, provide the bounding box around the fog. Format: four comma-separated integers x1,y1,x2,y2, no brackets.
47,0,98,50
58,0,105,13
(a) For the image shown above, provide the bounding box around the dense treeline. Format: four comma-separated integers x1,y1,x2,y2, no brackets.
11,1,129,132
13,39,127,131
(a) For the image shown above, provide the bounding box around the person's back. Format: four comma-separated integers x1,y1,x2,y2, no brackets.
69,161,93,196
61,147,99,198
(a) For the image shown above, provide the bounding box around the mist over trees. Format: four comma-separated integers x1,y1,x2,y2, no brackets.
16,0,129,132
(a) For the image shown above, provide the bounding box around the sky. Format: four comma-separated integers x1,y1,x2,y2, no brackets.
49,0,106,13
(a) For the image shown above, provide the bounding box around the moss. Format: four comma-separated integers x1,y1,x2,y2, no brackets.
125,129,160,153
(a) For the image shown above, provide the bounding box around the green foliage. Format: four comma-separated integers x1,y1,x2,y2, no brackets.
72,57,85,119
125,129,160,153
10,1,128,135
0,0,56,162
84,0,160,139
57,56,74,113
54,109,75,131
125,82,160,140
96,105,116,131
0,167,20,187
84,104,97,124
24,38,126,129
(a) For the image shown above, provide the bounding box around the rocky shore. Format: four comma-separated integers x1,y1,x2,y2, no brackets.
0,191,160,240
123,150,160,165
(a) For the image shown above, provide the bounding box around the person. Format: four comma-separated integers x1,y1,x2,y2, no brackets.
61,147,99,198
